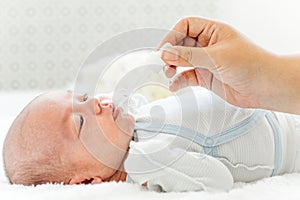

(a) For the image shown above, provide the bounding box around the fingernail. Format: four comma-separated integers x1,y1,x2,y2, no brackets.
163,65,168,73
162,47,178,61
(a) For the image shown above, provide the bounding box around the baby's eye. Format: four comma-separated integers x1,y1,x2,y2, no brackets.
79,115,84,133
82,93,88,102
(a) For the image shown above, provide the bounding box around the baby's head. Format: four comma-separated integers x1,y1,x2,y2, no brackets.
3,91,135,185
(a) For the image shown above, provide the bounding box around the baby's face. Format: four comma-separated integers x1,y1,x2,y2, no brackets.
26,91,135,183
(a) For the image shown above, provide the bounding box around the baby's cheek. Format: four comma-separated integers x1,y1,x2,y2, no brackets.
115,114,135,137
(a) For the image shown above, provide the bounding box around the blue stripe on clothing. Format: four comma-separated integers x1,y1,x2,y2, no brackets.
265,111,282,176
134,109,282,176
135,110,265,147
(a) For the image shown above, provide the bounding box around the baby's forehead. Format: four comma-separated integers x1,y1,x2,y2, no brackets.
25,91,71,126
7,91,72,160
36,91,70,104
27,91,72,113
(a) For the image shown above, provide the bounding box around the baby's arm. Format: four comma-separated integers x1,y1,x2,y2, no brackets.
124,140,233,192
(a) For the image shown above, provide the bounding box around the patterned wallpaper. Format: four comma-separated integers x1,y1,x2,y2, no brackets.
0,0,218,91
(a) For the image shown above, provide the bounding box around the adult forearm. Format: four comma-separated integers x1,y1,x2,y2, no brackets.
260,55,300,114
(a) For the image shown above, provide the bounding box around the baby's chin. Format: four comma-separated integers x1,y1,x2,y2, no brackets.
115,111,135,137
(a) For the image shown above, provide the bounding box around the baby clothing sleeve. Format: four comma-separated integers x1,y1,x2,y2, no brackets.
124,140,234,192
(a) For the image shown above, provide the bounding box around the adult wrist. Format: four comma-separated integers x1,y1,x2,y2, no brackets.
260,54,300,114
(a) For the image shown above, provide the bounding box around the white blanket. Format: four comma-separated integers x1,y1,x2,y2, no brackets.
1,92,300,200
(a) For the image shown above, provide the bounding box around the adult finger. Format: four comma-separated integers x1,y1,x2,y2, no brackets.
163,65,177,78
158,17,216,48
169,68,213,92
161,45,215,69
169,70,197,92
158,20,188,48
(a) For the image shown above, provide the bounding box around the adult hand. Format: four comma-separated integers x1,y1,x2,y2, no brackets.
159,17,284,110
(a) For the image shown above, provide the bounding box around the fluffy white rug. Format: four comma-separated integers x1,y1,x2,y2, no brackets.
1,92,300,200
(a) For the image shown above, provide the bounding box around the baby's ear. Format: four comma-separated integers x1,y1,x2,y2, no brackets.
91,177,102,184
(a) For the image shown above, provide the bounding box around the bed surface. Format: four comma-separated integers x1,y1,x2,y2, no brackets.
1,92,300,200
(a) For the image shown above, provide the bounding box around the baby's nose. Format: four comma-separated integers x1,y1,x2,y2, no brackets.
84,97,102,114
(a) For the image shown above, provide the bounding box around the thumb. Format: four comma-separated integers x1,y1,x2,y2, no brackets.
161,46,215,69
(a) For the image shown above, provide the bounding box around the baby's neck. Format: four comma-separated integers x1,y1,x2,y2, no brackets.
107,163,127,182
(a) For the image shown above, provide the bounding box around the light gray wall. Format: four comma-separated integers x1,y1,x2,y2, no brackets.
0,0,218,91
217,0,300,54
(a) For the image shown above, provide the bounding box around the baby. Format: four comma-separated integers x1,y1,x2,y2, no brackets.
3,87,300,192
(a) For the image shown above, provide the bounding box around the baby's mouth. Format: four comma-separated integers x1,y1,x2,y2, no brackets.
98,98,118,119
112,106,117,120
113,105,122,120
